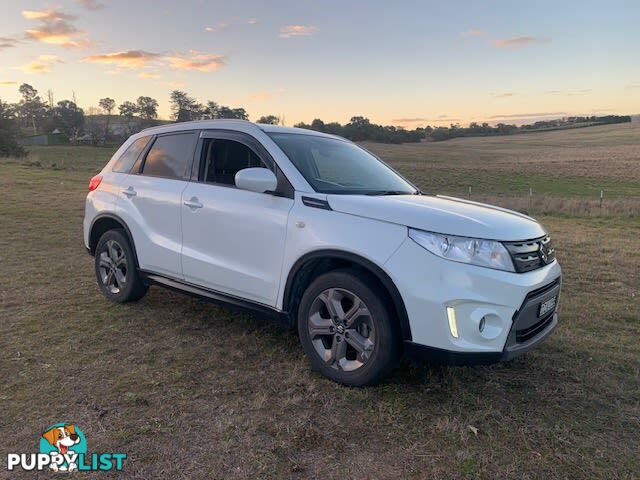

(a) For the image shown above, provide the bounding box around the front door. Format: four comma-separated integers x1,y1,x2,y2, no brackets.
180,132,294,306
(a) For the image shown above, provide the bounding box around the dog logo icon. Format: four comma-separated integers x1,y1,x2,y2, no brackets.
40,423,87,472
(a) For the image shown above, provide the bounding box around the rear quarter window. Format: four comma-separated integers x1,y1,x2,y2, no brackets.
112,136,151,173
141,132,197,179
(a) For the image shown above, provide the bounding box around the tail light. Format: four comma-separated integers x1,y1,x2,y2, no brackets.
88,174,103,192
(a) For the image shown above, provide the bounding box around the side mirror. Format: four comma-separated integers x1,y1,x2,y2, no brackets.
235,167,278,193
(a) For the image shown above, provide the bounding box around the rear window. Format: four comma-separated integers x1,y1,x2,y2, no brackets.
112,136,150,173
141,132,196,179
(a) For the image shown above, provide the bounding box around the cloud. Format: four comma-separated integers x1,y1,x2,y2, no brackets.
391,116,461,124
279,25,318,38
138,72,161,79
249,92,270,101
460,29,485,37
495,92,515,98
83,50,162,68
0,81,18,86
204,23,228,33
84,50,226,73
544,89,592,96
487,111,566,119
165,51,226,72
164,81,186,88
0,37,19,50
248,89,286,101
248,18,258,25
490,36,548,48
13,55,62,74
75,0,105,10
22,9,88,47
22,10,76,21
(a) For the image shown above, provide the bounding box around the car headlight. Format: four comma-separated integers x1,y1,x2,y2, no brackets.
408,229,515,272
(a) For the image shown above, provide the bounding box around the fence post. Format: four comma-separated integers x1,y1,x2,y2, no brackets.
599,190,603,210
468,186,472,199
529,187,532,211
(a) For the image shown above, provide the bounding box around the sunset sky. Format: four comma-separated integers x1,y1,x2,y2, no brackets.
0,0,638,126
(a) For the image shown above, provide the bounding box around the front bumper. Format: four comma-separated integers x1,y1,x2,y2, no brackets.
384,236,562,362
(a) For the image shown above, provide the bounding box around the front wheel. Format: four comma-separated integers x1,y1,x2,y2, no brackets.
94,229,148,303
297,269,400,386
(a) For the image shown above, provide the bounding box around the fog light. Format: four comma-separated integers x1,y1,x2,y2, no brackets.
479,316,486,333
446,306,459,338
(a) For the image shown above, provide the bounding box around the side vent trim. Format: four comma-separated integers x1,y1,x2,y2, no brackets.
301,196,332,210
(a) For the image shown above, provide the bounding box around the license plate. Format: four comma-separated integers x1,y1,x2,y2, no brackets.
539,296,557,317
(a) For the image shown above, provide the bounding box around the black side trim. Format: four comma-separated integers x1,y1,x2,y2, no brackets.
301,196,332,210
283,249,412,341
403,342,503,365
141,271,289,325
88,213,139,267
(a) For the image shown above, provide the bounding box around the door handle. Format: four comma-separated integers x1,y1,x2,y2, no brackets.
122,187,137,197
184,197,203,209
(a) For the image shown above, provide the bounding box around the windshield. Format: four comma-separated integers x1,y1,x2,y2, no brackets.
268,132,418,195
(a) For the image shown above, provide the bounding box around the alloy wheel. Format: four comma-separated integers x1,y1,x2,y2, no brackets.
307,288,375,372
98,239,128,294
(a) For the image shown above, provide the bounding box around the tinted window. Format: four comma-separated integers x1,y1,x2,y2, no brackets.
201,138,268,185
268,133,416,195
112,136,150,173
142,133,196,179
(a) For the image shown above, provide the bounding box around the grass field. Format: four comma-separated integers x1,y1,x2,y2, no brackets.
1,123,639,478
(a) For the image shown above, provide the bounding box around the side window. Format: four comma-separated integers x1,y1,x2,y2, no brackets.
202,138,268,185
112,136,150,173
141,132,196,179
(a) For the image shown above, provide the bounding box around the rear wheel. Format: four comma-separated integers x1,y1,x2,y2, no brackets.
297,269,399,386
94,229,147,303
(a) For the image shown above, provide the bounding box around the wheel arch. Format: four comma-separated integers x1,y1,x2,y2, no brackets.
89,214,139,268
283,249,412,341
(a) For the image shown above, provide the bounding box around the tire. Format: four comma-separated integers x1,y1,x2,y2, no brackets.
94,229,148,303
297,269,400,386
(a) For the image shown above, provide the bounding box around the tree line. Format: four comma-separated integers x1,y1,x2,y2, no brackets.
295,115,632,143
0,82,633,157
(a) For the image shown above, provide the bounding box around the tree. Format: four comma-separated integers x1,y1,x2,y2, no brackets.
118,101,138,118
257,115,280,125
169,90,203,122
231,108,248,120
53,100,84,138
17,83,48,135
0,98,26,157
215,106,248,120
118,101,138,136
136,96,158,120
99,97,116,140
201,100,219,120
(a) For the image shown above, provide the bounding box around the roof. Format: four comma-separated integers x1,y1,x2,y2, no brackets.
138,119,340,140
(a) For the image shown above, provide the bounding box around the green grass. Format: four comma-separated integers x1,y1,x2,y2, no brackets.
1,123,639,478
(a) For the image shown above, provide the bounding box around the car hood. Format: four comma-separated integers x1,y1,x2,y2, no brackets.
326,194,546,241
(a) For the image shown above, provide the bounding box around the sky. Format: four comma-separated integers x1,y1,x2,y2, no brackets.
0,0,639,126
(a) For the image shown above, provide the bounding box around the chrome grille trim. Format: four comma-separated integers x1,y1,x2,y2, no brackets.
503,235,556,273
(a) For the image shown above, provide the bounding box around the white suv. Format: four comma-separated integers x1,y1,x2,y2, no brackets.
84,120,561,386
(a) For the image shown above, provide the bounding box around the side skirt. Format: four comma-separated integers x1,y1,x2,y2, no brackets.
140,271,293,328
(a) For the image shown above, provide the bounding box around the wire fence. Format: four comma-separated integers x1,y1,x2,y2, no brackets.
437,187,640,218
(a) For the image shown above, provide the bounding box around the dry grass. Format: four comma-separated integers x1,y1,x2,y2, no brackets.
1,124,639,478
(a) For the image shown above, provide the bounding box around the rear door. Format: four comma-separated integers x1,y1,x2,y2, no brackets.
180,131,294,306
116,131,198,278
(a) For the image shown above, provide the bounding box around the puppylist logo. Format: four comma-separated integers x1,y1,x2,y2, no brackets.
7,423,126,472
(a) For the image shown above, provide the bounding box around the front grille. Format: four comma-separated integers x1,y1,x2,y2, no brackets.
516,311,554,342
503,235,556,273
